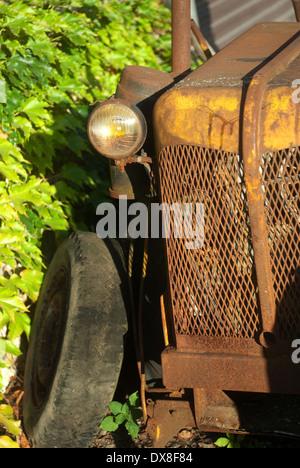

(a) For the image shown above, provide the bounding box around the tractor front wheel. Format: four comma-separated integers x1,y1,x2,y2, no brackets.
23,232,128,448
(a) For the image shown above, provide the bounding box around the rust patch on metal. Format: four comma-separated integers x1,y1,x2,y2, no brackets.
161,347,300,394
153,23,300,156
242,32,300,342
171,0,191,74
155,25,299,400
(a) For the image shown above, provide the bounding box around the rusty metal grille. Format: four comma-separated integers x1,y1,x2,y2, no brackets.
260,147,300,340
159,145,261,339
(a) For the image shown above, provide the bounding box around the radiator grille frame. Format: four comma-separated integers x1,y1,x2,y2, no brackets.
159,144,300,346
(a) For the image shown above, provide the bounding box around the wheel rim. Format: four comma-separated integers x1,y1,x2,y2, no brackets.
31,268,69,408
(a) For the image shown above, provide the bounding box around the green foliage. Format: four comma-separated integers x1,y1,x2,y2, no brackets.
0,0,172,229
0,0,172,445
0,395,20,447
215,433,246,448
100,391,143,439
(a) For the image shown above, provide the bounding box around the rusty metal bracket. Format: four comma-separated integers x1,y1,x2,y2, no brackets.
114,153,152,169
242,33,300,347
146,397,195,448
191,19,215,61
193,388,241,432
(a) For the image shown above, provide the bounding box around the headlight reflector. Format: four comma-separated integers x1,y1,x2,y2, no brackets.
88,99,147,159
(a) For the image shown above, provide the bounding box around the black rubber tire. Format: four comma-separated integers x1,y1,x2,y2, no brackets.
23,232,128,448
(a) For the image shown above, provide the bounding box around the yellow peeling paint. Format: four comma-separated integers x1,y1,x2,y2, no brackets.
154,84,300,154
155,88,241,152
173,92,239,113
262,87,300,151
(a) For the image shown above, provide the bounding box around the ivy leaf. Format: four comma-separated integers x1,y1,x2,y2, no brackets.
0,435,20,448
0,288,28,315
9,178,44,212
0,139,24,164
0,338,22,357
20,97,51,124
0,79,6,104
61,163,87,188
20,269,43,302
3,13,29,32
0,232,23,245
8,312,31,341
0,161,24,181
12,116,33,140
0,405,20,436
3,39,21,56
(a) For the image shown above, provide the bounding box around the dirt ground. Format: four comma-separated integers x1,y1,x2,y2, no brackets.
90,425,218,449
3,374,300,449
2,372,217,449
90,426,300,449
89,419,300,449
2,356,300,449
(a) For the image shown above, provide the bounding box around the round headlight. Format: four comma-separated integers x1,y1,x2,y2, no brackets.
88,99,147,159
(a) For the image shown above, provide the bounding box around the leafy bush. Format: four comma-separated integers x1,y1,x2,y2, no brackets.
100,391,143,440
0,0,172,445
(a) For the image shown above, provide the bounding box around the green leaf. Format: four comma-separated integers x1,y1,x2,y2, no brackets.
0,403,20,437
20,269,43,301
20,97,51,124
0,161,25,181
109,401,123,416
121,402,129,415
12,116,33,140
0,80,6,104
128,391,140,408
0,288,28,313
0,139,24,164
61,163,87,188
4,14,29,31
125,420,139,439
115,413,126,425
0,435,20,448
0,232,22,245
100,415,118,432
3,39,21,56
215,437,230,447
0,338,22,357
9,178,43,212
9,312,31,341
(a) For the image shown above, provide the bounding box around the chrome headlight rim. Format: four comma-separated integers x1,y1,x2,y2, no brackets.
87,98,147,160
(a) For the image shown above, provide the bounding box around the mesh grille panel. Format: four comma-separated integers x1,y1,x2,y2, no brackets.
159,145,261,339
260,147,300,340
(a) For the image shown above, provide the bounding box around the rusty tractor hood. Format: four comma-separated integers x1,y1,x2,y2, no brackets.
153,22,300,156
